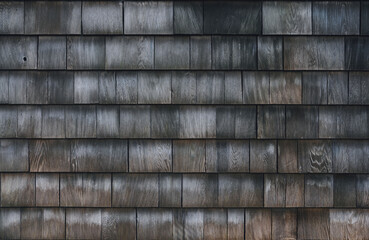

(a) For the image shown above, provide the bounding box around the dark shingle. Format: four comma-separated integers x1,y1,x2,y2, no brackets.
196,71,224,104
1,173,35,207
298,209,330,240
179,106,216,138
257,105,285,139
270,72,301,104
0,37,37,69
36,173,59,207
332,140,369,173
174,1,203,34
65,106,96,138
0,140,28,172
245,209,272,240
0,209,21,239
47,72,74,104
138,71,171,104
67,37,105,70
302,72,328,105
98,72,116,104
250,140,277,173
328,72,348,105
305,174,334,207
216,106,235,139
333,174,356,207
173,140,206,172
151,106,179,138
243,71,270,104
97,106,119,138
258,37,283,70
182,174,218,207
38,37,66,70
298,140,333,173
0,2,24,34
17,106,42,138
66,209,101,239
159,174,181,207
272,209,297,240
102,209,136,240
286,106,319,139
155,37,190,70
349,72,369,104
190,36,211,70
172,71,197,104
137,209,173,240
0,106,17,138
225,72,242,104
120,105,150,138
116,72,138,104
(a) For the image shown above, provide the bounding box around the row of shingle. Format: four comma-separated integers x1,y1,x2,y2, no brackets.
1,208,368,240
3,36,369,70
2,1,369,36
1,71,367,105
1,139,368,173
1,172,368,208
1,105,368,139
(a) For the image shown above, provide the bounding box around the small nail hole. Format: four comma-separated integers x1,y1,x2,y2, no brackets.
23,57,27,62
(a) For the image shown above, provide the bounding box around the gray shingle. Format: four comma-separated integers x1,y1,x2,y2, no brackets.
284,37,344,70
235,106,257,139
1,173,35,207
190,36,211,69
183,174,218,207
66,209,101,239
124,1,173,34
47,71,74,104
263,1,311,34
0,140,28,172
116,72,138,104
82,1,123,34
257,105,285,139
0,37,37,69
137,209,173,240
349,72,369,104
258,37,283,70
332,140,369,173
298,209,330,240
97,106,119,138
26,72,48,104
212,36,257,70
0,106,17,138
272,209,297,240
0,72,8,103
302,72,328,105
67,37,105,70
305,174,333,207
270,72,301,104
298,140,333,173
328,72,348,104
74,72,99,104
25,1,81,34
216,106,235,139
357,175,369,207
243,71,270,104
172,71,197,104
138,71,171,104
346,37,369,70
151,106,179,138
155,37,190,70
250,140,277,173
174,1,203,34
245,209,272,240
362,2,369,35
0,2,24,34
204,1,260,34
17,106,42,138
313,2,359,35
102,209,136,240
120,105,150,138
278,140,298,173
105,37,154,70
286,106,319,139
225,72,242,104
333,175,356,207
173,140,206,172
99,72,115,104
179,106,216,138
159,174,181,207
8,72,26,104
36,173,59,207
196,71,224,104
0,209,20,239
38,37,66,70
41,106,65,138
65,106,96,138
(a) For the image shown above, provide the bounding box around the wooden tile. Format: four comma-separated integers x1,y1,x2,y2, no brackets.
257,105,285,139
206,140,249,173
47,71,74,104
65,106,96,138
305,174,333,207
159,174,181,207
357,175,369,207
0,208,21,239
286,106,319,139
98,72,115,104
38,36,66,69
330,209,369,240
258,37,282,70
74,71,99,104
298,140,333,173
138,71,171,104
349,72,369,104
334,174,356,207
179,106,216,138
172,71,197,104
173,140,206,172
26,71,48,104
302,72,328,104
1,173,35,207
36,173,59,207
235,106,257,139
333,140,369,173
204,209,227,240
102,209,136,240
278,140,298,173
174,1,203,34
137,209,173,240
155,36,190,69
8,71,27,103
129,140,172,172
21,208,65,239
60,173,111,207
216,106,235,138
0,106,17,137
112,173,159,207
151,106,180,138
270,72,301,104
245,209,271,240
225,72,242,104
190,36,211,69
196,71,224,104
181,209,204,239
66,208,101,239
243,71,269,104
298,209,330,240
0,71,9,103
0,1,24,34
120,105,150,138
0,140,28,172
328,72,348,104
41,106,65,138
0,36,37,69
362,2,369,35
346,37,369,70
97,106,119,138
116,71,137,104
250,140,277,173
228,209,244,240
30,140,71,172
272,209,297,240
218,174,263,207
285,174,305,207
71,140,127,172
183,174,218,207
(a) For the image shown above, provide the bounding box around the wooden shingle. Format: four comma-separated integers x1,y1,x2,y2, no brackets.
1,173,35,207
174,1,203,34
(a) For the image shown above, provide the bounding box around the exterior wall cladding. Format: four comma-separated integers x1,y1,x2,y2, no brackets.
0,1,369,239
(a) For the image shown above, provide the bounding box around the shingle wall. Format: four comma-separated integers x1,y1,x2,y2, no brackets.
0,1,368,239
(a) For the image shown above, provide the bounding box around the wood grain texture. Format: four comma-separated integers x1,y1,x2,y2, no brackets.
0,72,9,103
71,140,127,172
151,106,180,138
190,36,211,69
302,72,328,104
47,71,74,104
102,209,136,240
334,174,356,207
82,1,123,34
73,71,99,104
235,106,257,139
97,106,119,138
38,36,66,69
180,209,204,239
173,140,206,172
182,174,218,207
8,71,26,104
278,140,298,173
258,37,282,70
346,37,369,70
286,106,319,139
26,71,48,104
160,174,181,207
333,140,369,173
112,173,159,207
313,1,359,35
270,72,301,104
285,174,305,207
212,36,257,70
0,208,21,239
298,209,330,240
65,106,96,138
216,106,235,138
245,209,271,240
362,2,369,35
330,209,369,240
138,71,171,104
228,209,244,240
36,173,59,207
129,140,172,172
257,105,285,139
349,72,369,104
67,37,105,70
263,1,311,34
204,209,227,240
284,37,344,70
124,1,173,34
250,140,277,173
218,174,263,207
0,36,37,69
30,140,71,172
196,71,224,104
272,209,297,240
172,71,197,104
1,173,35,207
305,174,333,207
0,106,17,137
41,106,65,138
328,72,348,104
116,71,138,104
60,173,111,207
25,1,81,34
155,36,190,70
179,106,216,138
243,71,270,104
225,72,242,104
137,209,173,240
0,1,24,34
206,140,249,173
0,140,28,172
204,1,260,34
105,37,154,69
66,208,101,240
21,208,65,239
120,105,150,138
98,72,115,104
357,175,369,207
174,1,203,34
298,140,333,173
